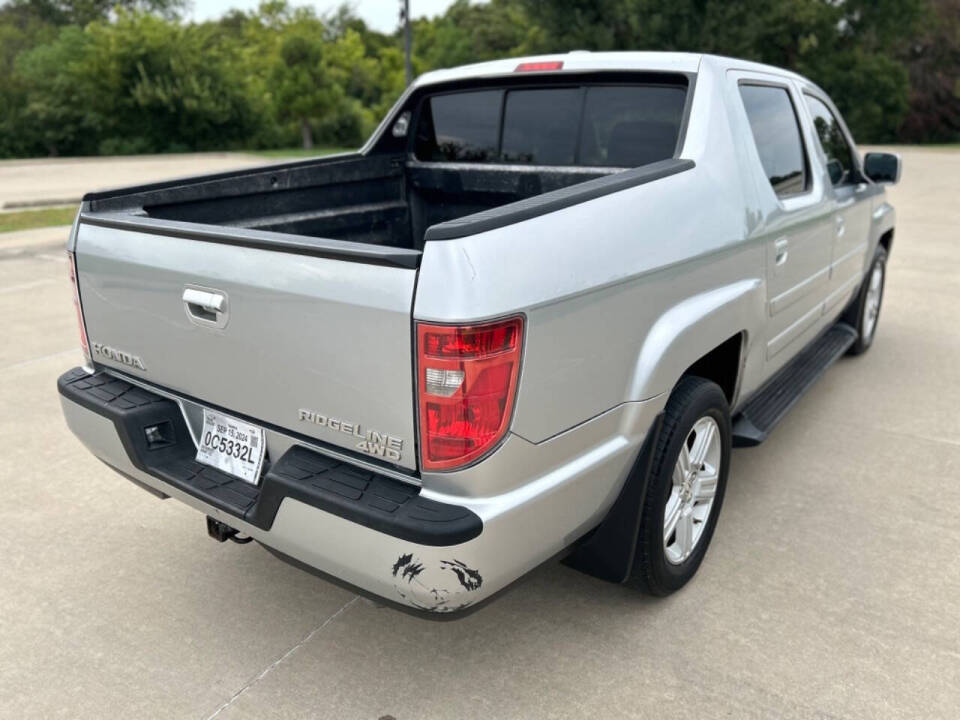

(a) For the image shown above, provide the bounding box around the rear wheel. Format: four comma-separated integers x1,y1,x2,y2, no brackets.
630,376,731,596
845,246,887,355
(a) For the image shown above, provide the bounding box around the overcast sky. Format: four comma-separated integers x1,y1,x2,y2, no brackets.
187,0,466,32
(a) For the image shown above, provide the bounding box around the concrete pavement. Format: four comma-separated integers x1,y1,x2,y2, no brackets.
0,153,270,210
0,149,958,719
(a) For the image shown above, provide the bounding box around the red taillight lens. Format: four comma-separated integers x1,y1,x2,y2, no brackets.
67,251,91,365
515,61,563,72
417,316,523,471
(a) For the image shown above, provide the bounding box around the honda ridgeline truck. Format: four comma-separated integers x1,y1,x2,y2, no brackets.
58,53,900,614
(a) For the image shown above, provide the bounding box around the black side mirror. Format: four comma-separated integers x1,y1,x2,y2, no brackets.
863,152,901,185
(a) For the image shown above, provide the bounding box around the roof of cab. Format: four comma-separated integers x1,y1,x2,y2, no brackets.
413,51,807,88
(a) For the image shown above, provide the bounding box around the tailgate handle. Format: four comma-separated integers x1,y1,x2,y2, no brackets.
183,287,228,328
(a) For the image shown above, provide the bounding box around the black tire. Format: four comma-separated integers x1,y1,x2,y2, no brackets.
843,245,888,356
630,376,731,596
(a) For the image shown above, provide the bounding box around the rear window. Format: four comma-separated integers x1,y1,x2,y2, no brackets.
501,88,580,164
579,86,687,167
417,90,501,162
414,82,687,167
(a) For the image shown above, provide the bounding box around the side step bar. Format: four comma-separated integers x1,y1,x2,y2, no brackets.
732,323,857,447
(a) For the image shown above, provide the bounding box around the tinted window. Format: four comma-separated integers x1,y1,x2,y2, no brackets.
413,81,688,167
415,90,501,162
739,85,808,197
579,86,686,167
805,94,855,186
500,89,580,165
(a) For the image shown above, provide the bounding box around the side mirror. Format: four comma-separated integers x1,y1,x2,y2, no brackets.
863,152,901,185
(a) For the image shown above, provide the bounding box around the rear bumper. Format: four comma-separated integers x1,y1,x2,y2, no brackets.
58,367,662,614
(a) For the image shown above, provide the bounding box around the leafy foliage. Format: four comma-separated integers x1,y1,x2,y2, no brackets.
0,0,956,158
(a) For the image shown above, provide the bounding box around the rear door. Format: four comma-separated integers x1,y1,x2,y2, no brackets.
736,77,835,368
802,92,875,316
75,221,419,471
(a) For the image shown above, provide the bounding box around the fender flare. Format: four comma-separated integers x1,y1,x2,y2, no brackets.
627,278,765,403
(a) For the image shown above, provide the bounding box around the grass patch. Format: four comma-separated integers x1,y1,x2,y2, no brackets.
251,147,351,159
0,206,76,234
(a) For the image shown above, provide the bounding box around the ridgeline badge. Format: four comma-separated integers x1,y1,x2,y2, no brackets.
298,408,403,462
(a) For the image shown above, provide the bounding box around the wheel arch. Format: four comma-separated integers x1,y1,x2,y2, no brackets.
878,227,894,255
679,331,745,406
870,201,896,260
626,279,763,405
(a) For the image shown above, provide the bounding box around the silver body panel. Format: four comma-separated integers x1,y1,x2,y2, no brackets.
63,52,896,611
76,224,419,471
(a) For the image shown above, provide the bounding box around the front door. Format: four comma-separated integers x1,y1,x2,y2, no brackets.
802,92,876,318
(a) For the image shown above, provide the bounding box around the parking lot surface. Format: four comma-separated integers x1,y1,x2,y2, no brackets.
0,153,269,210
1,149,958,719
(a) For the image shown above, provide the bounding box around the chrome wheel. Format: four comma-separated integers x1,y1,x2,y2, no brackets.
664,416,722,565
862,262,884,341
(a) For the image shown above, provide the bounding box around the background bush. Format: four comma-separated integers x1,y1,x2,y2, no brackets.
0,0,956,158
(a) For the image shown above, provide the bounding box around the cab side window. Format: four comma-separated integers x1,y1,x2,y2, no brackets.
804,95,856,186
739,84,809,198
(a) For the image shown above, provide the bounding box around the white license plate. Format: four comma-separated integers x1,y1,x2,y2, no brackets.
195,409,266,486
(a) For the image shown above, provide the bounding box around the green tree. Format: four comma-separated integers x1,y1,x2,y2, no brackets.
268,10,347,148
515,0,929,141
899,0,960,142
414,0,540,69
15,10,266,155
1,0,184,27
0,9,57,156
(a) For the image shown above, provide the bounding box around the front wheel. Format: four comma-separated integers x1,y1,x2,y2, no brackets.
630,376,731,596
845,246,887,355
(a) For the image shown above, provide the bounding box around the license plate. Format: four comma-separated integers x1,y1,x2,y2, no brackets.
196,409,266,486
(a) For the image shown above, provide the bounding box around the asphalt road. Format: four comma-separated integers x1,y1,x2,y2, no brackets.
1,149,958,719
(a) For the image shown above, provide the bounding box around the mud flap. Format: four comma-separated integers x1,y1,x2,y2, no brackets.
562,413,664,583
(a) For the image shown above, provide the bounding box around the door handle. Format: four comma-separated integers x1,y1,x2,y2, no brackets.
183,287,228,328
774,238,789,266
835,216,846,237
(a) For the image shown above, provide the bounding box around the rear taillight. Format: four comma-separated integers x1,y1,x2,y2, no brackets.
67,251,91,365
417,316,524,471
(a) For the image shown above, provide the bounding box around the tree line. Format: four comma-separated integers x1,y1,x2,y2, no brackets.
0,0,956,159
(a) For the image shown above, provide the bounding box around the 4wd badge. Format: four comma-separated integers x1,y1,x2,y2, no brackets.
298,408,403,462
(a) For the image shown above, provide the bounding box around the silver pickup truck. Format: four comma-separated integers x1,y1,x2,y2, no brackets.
58,52,900,614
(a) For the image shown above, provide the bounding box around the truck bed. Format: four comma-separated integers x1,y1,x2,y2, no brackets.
82,153,621,252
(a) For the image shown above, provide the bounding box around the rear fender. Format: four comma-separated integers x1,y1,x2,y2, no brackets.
627,279,764,402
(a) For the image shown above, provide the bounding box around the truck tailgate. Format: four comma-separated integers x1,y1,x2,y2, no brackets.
74,222,419,471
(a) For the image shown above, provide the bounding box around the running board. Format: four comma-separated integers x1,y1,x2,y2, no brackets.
732,323,857,447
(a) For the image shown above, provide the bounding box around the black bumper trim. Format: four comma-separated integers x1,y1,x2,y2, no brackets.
58,368,482,546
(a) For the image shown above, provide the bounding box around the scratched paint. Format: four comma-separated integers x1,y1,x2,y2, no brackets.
391,553,484,612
